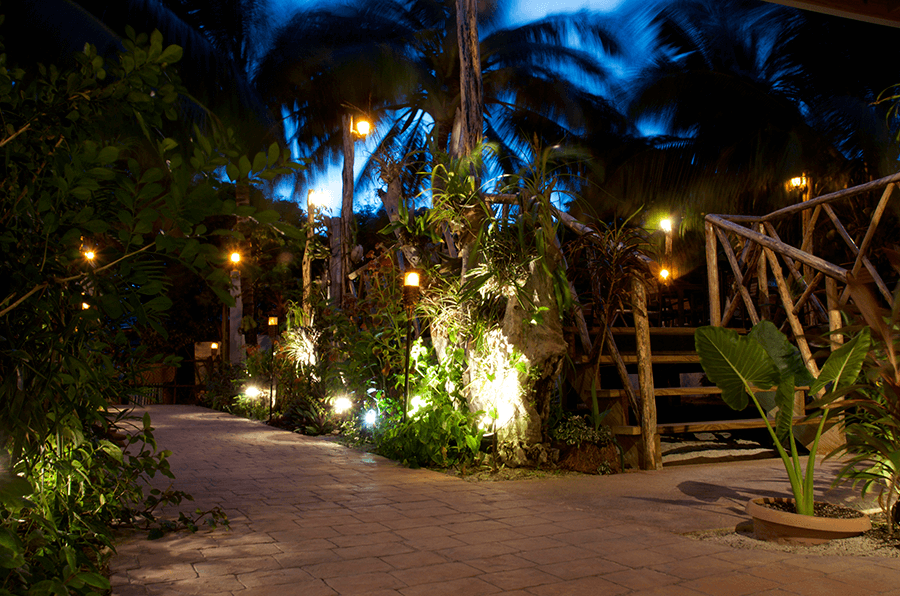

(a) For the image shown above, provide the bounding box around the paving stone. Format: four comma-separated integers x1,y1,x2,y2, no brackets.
397,576,502,596
111,407,900,596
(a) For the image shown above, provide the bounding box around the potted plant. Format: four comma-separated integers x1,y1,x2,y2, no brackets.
695,320,871,544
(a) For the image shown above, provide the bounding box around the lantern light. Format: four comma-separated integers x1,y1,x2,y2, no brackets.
210,342,219,350
268,316,278,326
354,119,371,137
660,218,672,233
230,252,241,264
84,250,96,261
789,176,807,190
660,268,670,281
404,271,420,287
245,386,261,398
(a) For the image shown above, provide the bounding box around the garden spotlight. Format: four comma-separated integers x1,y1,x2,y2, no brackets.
230,251,241,264
333,396,353,414
364,409,377,427
245,386,261,398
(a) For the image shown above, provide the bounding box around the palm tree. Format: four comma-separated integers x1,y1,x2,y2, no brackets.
252,0,629,196
593,0,900,218
4,0,274,148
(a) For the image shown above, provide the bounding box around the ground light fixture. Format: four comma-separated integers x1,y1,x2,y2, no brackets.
245,386,261,398
230,251,241,264
364,410,377,427
333,396,353,414
402,270,421,422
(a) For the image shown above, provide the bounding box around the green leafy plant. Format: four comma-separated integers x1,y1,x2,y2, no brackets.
0,23,298,593
824,276,900,536
550,414,612,448
374,341,484,469
695,320,870,515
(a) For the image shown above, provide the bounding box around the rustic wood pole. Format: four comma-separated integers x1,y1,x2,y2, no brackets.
823,204,892,302
705,220,721,326
826,276,843,350
456,0,483,156
631,276,660,470
713,226,760,325
757,224,769,320
839,183,894,304
302,190,316,320
339,114,355,308
764,247,820,378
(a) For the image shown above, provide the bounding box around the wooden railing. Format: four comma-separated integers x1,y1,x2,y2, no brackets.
705,172,900,373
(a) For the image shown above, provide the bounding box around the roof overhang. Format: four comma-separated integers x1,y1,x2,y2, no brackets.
762,0,900,28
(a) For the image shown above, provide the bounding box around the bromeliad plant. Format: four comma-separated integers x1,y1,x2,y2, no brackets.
695,320,870,515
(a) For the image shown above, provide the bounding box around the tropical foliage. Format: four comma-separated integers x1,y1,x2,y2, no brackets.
0,23,296,593
695,321,870,515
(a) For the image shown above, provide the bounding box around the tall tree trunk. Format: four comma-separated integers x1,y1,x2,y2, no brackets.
339,114,354,309
456,0,483,157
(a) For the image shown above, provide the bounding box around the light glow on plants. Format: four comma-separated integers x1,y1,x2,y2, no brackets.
333,396,353,414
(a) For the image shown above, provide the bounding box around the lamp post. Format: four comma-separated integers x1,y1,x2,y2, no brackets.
223,250,242,364
340,114,371,307
401,270,420,423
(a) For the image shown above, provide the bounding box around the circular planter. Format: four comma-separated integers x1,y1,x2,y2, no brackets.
746,497,871,545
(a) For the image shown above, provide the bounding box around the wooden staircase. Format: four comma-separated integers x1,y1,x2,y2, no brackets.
566,323,807,470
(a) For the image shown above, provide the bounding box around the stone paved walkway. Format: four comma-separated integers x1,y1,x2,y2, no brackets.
110,406,900,596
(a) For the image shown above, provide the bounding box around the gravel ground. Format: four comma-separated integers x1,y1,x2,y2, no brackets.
687,515,900,557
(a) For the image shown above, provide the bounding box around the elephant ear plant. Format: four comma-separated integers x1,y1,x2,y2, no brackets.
695,321,870,515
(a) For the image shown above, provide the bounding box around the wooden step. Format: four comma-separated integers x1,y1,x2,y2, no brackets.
584,353,701,365
596,387,722,398
611,416,817,436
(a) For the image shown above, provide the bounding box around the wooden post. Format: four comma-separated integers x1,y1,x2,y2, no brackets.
757,224,769,320
328,216,343,306
705,220,721,326
456,0,483,156
302,190,316,320
713,226,760,325
340,114,354,308
764,247,819,377
632,276,660,470
826,276,843,349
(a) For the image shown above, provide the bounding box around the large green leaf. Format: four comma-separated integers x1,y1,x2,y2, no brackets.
749,320,815,387
695,326,781,410
810,327,871,396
